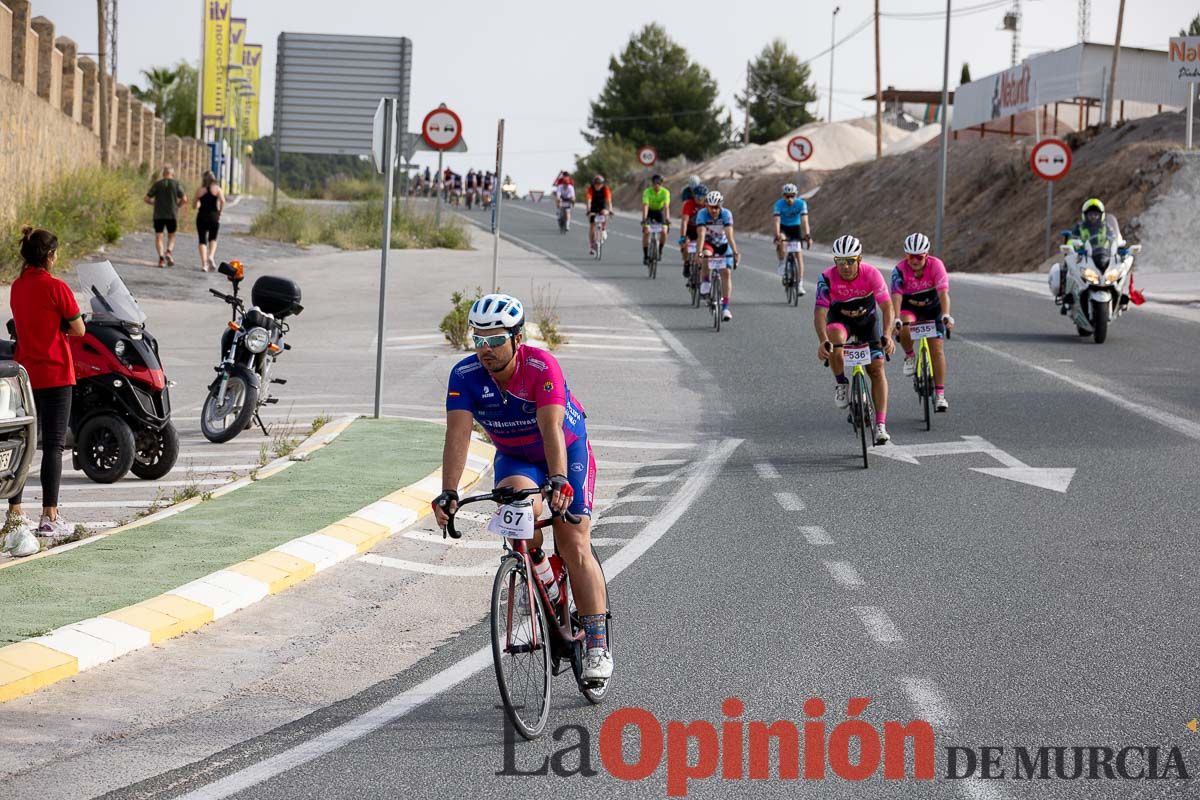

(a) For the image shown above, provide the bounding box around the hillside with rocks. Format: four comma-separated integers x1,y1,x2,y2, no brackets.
616,112,1195,273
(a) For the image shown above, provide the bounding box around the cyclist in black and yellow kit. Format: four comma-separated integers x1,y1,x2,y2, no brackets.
641,174,671,266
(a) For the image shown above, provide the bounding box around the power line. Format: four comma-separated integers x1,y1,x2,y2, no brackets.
882,0,1011,20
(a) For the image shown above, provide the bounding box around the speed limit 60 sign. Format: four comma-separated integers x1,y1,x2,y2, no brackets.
422,105,463,151
637,145,658,167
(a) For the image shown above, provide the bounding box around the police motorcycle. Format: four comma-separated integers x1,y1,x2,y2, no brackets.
1049,234,1141,345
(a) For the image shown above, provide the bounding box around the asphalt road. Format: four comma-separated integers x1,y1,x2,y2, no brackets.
12,199,1200,799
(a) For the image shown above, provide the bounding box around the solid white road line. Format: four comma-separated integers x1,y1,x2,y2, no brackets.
560,333,663,343
754,462,781,481
590,439,696,450
774,491,805,511
358,553,494,577
851,606,904,643
962,337,1200,442
176,437,742,800
823,561,865,588
799,525,834,545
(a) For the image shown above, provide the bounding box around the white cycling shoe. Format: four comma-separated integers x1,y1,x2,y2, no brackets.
797,285,806,296
834,384,850,409
902,356,916,377
722,306,732,321
935,394,949,412
874,423,891,444
700,280,712,296
582,648,613,681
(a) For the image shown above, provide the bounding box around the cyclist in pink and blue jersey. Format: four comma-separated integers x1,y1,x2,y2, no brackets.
890,232,954,412
814,234,896,444
432,293,611,682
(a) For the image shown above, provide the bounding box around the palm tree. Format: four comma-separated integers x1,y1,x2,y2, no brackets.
131,66,177,117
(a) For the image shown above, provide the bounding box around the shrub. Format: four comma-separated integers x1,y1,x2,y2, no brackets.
440,287,483,350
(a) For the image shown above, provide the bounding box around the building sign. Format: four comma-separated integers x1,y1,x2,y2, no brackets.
1168,37,1200,83
992,63,1033,118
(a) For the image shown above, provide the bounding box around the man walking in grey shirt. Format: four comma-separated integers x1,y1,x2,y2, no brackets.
144,165,187,267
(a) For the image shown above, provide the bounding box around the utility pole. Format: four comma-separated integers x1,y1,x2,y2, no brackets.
97,0,110,167
743,62,751,145
828,5,840,122
108,0,118,81
1104,0,1125,126
934,0,952,255
874,0,882,158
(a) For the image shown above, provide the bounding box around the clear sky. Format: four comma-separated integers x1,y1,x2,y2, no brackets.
31,0,1198,190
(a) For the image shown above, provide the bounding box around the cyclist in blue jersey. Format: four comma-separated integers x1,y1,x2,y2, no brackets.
432,294,612,682
694,190,741,322
773,183,812,295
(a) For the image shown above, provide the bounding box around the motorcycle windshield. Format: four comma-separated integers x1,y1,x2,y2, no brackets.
75,261,147,325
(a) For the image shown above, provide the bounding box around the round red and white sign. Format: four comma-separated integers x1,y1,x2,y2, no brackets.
787,135,814,163
421,106,463,151
637,145,658,167
1030,138,1071,181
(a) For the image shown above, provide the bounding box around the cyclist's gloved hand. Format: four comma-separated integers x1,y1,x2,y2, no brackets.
678,236,686,246
432,489,459,531
880,335,896,358
942,314,955,329
732,251,741,269
544,474,574,515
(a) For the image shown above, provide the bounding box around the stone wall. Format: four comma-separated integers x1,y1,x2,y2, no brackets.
0,0,210,222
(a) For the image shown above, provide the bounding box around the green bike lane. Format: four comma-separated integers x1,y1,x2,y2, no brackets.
87,204,1200,799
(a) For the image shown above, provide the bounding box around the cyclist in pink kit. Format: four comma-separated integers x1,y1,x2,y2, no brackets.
431,294,612,683
814,235,896,444
891,232,955,412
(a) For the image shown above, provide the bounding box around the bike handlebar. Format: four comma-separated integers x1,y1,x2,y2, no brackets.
442,485,582,539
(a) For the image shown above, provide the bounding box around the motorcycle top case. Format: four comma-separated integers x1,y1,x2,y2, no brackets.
251,276,303,318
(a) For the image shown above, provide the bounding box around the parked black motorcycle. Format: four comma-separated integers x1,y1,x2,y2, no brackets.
201,261,302,444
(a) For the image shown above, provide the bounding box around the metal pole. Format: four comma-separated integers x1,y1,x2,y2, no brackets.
374,97,396,420
491,119,505,292
1045,181,1054,259
743,62,751,145
874,0,882,158
1104,0,1125,126
1188,83,1195,150
97,0,110,168
828,6,839,122
434,150,444,225
934,0,951,255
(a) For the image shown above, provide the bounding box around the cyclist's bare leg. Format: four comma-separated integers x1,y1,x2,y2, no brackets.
931,337,947,387
722,267,733,303
898,327,914,354
775,238,785,262
658,229,667,254
867,359,889,419
551,516,604,615
641,225,650,250
826,325,848,375
796,250,805,283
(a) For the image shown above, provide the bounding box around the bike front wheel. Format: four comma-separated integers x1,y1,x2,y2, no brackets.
852,372,871,469
491,555,552,740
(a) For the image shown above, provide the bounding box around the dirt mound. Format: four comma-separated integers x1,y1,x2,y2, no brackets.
617,112,1190,274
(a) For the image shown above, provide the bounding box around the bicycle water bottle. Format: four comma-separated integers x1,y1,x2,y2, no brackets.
530,548,561,604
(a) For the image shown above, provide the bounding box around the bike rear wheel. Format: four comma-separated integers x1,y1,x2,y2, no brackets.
689,258,700,307
491,554,552,740
712,271,723,331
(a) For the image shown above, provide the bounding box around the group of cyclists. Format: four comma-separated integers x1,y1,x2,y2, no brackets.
409,167,509,210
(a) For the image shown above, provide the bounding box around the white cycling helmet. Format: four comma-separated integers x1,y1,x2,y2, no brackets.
782,183,798,195
688,175,701,188
705,190,724,206
469,293,524,331
831,234,862,258
903,232,931,255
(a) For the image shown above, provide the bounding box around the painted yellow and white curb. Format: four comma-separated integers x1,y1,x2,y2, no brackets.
0,436,495,703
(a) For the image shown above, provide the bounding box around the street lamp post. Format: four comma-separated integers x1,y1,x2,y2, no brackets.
934,0,951,254
828,6,840,122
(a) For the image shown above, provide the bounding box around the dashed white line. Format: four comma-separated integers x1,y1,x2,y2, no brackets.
899,677,959,727
799,525,833,545
593,515,650,526
823,561,865,588
851,606,904,643
590,439,696,450
774,491,805,511
754,462,781,481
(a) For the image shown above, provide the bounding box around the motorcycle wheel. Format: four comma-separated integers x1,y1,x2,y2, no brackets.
201,374,258,444
131,423,180,480
1091,298,1109,344
77,414,136,484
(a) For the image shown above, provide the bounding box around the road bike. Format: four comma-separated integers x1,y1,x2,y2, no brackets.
899,320,949,431
707,255,728,332
685,241,701,307
592,213,608,260
444,485,611,740
557,202,571,234
645,221,665,279
781,238,809,307
824,341,877,469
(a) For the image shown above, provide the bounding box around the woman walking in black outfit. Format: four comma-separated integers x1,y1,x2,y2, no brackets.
7,226,85,546
194,171,225,272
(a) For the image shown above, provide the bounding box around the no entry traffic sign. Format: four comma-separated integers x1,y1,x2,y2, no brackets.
787,135,814,163
637,145,658,167
422,105,463,151
1030,138,1071,181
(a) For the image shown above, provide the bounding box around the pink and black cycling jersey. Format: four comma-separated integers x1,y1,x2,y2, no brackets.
891,256,949,308
445,343,587,462
815,263,890,320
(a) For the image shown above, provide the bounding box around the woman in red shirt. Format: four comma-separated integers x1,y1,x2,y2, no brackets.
8,226,84,544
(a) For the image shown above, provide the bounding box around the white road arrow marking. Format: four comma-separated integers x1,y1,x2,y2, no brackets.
873,435,1075,493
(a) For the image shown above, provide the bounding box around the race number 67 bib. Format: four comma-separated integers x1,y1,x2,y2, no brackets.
842,343,873,368
487,502,535,540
